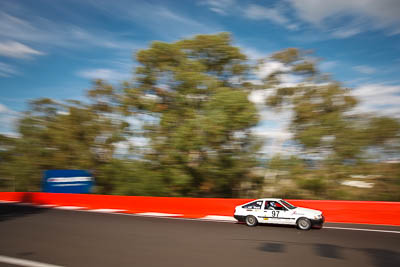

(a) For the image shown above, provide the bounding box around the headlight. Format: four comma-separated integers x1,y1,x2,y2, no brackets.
314,214,322,219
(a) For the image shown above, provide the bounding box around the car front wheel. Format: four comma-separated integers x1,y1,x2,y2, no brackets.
245,215,258,227
296,217,311,230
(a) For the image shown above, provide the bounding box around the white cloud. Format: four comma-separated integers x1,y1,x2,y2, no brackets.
351,83,400,116
286,24,300,30
0,41,43,59
288,0,400,37
249,90,271,105
0,11,43,43
78,68,131,81
331,27,362,38
254,129,292,140
143,6,222,38
202,1,298,31
352,65,376,74
67,26,137,50
250,74,292,145
87,1,221,40
243,4,296,30
255,61,300,87
253,123,295,156
201,0,235,15
256,61,289,79
249,88,294,156
319,61,337,71
0,62,18,77
241,46,268,60
244,4,288,25
0,103,10,113
0,103,19,135
0,10,140,52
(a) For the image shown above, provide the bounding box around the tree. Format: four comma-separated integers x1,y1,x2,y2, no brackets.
263,48,399,162
117,33,260,197
0,96,130,192
261,48,400,199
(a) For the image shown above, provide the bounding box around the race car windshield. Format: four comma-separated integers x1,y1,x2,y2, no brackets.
281,200,296,209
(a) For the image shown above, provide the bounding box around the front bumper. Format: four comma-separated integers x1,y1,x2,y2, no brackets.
310,215,325,227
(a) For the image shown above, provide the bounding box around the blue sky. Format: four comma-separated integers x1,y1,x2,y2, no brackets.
1,0,400,153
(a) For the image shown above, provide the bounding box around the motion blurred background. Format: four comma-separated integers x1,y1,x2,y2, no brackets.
0,0,399,201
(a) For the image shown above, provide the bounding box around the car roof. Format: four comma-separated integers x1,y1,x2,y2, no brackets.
243,198,283,202
257,198,283,201
238,198,286,206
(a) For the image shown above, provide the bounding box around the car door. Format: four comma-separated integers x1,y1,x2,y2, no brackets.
262,201,293,224
262,201,280,224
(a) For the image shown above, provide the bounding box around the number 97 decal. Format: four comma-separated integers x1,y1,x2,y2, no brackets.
271,211,280,217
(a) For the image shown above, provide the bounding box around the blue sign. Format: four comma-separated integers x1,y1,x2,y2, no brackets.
43,170,93,193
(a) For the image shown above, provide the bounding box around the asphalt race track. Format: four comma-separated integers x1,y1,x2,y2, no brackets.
1,203,399,267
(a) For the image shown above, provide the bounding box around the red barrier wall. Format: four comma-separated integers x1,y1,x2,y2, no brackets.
1,192,399,226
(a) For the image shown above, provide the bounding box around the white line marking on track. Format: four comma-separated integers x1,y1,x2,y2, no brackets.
53,206,84,210
135,212,183,217
201,215,237,222
324,226,400,234
0,255,64,267
118,213,235,222
88,209,127,213
0,200,18,203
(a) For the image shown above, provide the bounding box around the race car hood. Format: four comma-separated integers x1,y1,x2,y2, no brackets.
293,207,322,216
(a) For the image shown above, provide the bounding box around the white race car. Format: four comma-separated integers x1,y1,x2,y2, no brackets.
234,198,324,230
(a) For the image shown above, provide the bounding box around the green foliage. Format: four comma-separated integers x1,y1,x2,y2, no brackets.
122,33,259,197
264,48,400,163
0,92,130,192
260,48,400,200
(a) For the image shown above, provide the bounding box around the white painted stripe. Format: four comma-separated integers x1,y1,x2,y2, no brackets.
0,255,64,267
119,213,234,222
324,226,400,234
0,200,18,203
135,212,183,217
201,215,237,222
88,209,127,213
53,206,84,210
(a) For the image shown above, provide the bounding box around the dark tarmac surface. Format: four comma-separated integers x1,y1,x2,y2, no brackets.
0,203,399,267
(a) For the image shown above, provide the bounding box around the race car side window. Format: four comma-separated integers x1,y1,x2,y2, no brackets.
243,201,263,209
265,201,287,211
273,201,287,211
264,201,272,210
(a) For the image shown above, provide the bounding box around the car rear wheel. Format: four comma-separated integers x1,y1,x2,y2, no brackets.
297,217,311,230
245,215,258,227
